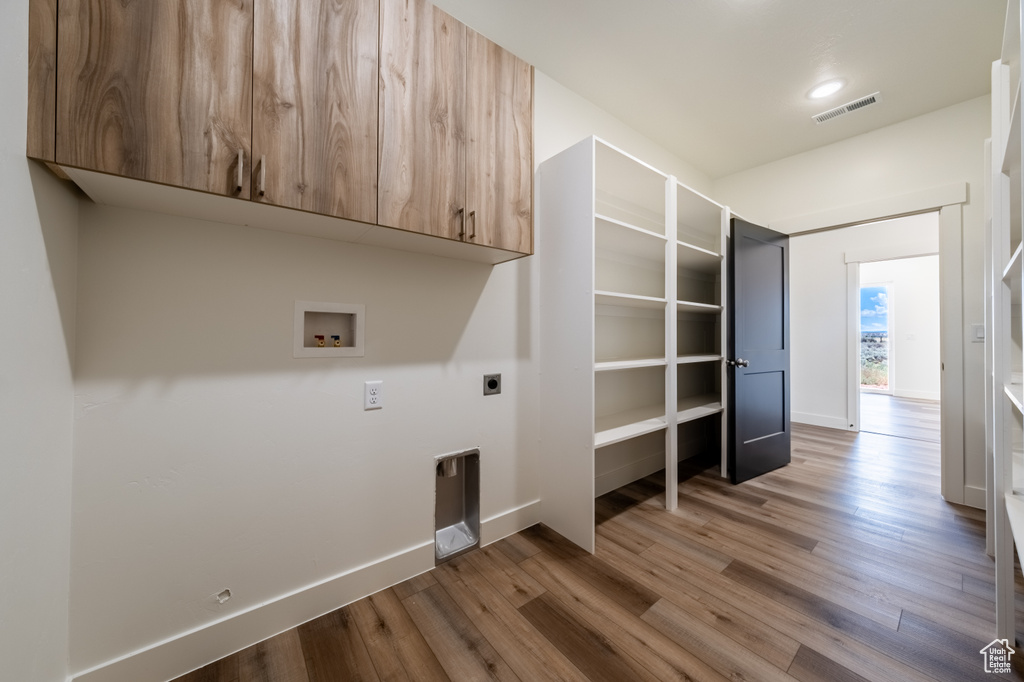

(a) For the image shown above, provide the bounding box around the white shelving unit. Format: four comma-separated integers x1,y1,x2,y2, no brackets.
992,0,1024,642
538,136,727,552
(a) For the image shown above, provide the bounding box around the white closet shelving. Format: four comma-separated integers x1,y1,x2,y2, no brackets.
538,136,726,553
992,0,1024,642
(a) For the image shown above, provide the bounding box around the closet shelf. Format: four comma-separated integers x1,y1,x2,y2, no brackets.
677,300,722,314
596,213,667,242
676,182,725,255
596,218,667,264
594,406,667,449
676,354,722,365
1003,83,1022,175
1015,448,1024,495
676,394,724,424
595,358,668,372
595,291,668,309
1003,242,1023,282
1005,382,1024,414
1005,493,1024,562
677,242,722,272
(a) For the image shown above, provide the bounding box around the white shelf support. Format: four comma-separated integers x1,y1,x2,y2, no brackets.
665,176,679,511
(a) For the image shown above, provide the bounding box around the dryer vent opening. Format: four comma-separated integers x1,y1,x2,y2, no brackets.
434,448,480,564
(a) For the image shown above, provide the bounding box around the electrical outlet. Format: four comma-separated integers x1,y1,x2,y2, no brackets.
483,374,501,395
364,380,383,410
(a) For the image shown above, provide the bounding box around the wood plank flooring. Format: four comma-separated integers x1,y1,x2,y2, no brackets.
860,393,941,443
175,423,1022,682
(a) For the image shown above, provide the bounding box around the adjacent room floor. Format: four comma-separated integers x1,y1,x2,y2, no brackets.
860,393,941,443
177,423,1019,681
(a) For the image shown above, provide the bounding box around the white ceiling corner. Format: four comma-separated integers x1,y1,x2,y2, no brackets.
432,0,1006,179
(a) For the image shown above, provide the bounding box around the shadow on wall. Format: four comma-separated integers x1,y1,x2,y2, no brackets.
29,160,82,371
71,201,526,381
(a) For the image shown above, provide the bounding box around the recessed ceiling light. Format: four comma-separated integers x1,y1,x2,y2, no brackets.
809,79,845,99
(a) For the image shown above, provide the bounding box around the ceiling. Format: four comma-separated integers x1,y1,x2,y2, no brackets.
431,0,1007,179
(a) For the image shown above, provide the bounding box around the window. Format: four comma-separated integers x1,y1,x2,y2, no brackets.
860,284,891,392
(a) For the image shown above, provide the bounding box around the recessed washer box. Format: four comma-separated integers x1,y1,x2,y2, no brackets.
294,301,365,358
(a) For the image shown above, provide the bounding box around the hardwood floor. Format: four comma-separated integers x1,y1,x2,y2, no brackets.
175,424,1021,682
860,393,941,443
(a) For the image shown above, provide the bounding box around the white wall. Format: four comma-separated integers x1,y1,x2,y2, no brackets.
861,256,941,401
1,5,80,682
789,214,940,428
69,205,538,675
534,72,712,192
715,96,989,501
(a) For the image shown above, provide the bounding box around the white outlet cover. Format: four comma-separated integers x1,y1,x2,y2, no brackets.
364,380,383,410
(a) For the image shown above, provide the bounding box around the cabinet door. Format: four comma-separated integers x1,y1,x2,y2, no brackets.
28,0,57,161
466,31,533,254
56,0,253,198
378,0,466,239
253,0,378,223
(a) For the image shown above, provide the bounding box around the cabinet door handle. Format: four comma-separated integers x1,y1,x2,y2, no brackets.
258,155,266,197
469,210,476,240
457,207,465,239
236,149,244,194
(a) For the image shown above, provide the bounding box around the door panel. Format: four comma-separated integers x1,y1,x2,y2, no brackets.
741,238,785,350
728,218,791,483
57,0,253,198
737,371,786,442
466,29,533,253
378,0,466,238
253,0,378,222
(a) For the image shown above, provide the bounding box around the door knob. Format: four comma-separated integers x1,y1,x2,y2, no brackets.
727,358,750,367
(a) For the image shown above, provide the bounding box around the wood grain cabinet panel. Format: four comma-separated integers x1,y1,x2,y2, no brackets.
378,0,466,239
56,0,253,198
466,30,533,254
253,0,378,223
378,0,533,253
27,0,57,161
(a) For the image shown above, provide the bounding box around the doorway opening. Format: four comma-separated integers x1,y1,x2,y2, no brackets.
857,253,941,444
784,184,967,505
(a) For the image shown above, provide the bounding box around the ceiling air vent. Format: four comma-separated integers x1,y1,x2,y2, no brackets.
812,92,881,124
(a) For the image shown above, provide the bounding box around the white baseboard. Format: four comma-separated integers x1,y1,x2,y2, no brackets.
72,501,540,682
893,389,941,401
482,499,541,545
792,411,852,430
964,484,987,510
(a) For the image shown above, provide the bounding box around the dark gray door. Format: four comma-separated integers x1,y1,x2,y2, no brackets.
728,218,790,484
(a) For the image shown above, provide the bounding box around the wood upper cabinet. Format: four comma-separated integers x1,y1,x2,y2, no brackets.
378,0,532,253
466,30,533,254
252,0,379,223
34,0,531,261
56,0,253,198
378,0,466,240
27,0,57,161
